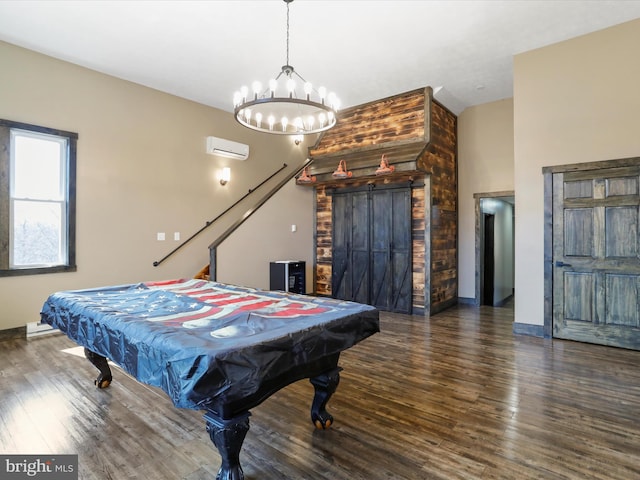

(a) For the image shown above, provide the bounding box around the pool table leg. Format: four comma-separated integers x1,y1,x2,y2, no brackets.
83,348,112,389
310,367,342,429
204,411,250,480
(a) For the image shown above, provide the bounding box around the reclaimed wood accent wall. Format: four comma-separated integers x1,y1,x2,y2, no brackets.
307,88,430,182
307,87,457,315
310,89,427,156
420,101,458,313
411,182,428,314
315,185,332,296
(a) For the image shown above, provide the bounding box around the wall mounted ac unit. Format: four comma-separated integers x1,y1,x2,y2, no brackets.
206,136,249,160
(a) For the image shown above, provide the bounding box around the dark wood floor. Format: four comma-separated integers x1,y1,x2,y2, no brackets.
2,303,640,479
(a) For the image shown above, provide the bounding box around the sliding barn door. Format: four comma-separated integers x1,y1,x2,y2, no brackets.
552,166,640,349
332,185,412,313
370,188,412,312
332,191,370,305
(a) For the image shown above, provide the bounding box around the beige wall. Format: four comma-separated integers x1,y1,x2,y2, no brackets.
457,99,514,299
217,177,315,288
513,19,640,327
5,17,638,333
0,41,314,331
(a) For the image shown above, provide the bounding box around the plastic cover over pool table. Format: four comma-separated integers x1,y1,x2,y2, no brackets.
40,279,379,412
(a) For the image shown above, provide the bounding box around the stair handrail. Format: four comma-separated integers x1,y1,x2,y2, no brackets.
152,162,288,267
209,158,312,281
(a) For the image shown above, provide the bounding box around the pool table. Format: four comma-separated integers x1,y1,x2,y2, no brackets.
40,278,379,480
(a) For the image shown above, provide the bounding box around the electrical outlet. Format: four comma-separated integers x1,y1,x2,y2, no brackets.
157,232,165,241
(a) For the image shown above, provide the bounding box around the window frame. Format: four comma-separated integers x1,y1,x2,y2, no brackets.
0,119,77,277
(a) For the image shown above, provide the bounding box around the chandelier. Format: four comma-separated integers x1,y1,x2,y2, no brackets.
232,0,340,135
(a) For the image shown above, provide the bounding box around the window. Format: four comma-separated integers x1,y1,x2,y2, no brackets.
0,119,77,276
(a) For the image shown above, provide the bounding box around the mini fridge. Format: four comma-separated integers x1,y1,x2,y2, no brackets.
269,261,306,294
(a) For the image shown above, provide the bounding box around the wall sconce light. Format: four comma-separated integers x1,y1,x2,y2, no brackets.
293,134,304,146
296,166,316,184
375,154,395,175
220,167,231,186
332,160,352,179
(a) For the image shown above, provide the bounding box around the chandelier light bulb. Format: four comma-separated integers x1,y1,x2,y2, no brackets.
252,81,262,98
232,0,339,136
328,92,337,108
286,78,295,96
304,82,313,98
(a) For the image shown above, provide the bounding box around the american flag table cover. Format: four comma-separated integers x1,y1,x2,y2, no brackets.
40,279,379,411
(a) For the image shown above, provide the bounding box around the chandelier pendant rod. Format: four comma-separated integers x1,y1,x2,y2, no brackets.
285,0,290,68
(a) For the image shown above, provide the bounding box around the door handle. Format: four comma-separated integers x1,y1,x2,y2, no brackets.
555,261,573,267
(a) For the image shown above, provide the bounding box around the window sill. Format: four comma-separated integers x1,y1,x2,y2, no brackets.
0,265,77,277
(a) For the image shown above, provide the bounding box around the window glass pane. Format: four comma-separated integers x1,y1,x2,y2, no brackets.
1,120,76,276
12,132,65,200
11,200,64,267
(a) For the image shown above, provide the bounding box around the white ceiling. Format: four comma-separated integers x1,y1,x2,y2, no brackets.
1,0,639,115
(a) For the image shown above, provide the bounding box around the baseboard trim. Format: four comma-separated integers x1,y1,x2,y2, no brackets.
26,322,59,338
513,322,544,337
0,326,27,342
457,297,476,305
495,294,513,307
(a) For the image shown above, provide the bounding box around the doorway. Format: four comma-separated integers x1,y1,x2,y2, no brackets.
482,213,495,305
474,191,515,307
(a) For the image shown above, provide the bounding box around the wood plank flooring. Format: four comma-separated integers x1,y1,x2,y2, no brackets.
2,303,640,479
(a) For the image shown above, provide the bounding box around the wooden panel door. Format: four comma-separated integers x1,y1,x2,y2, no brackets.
332,185,412,313
370,188,412,312
553,166,640,349
332,191,370,304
